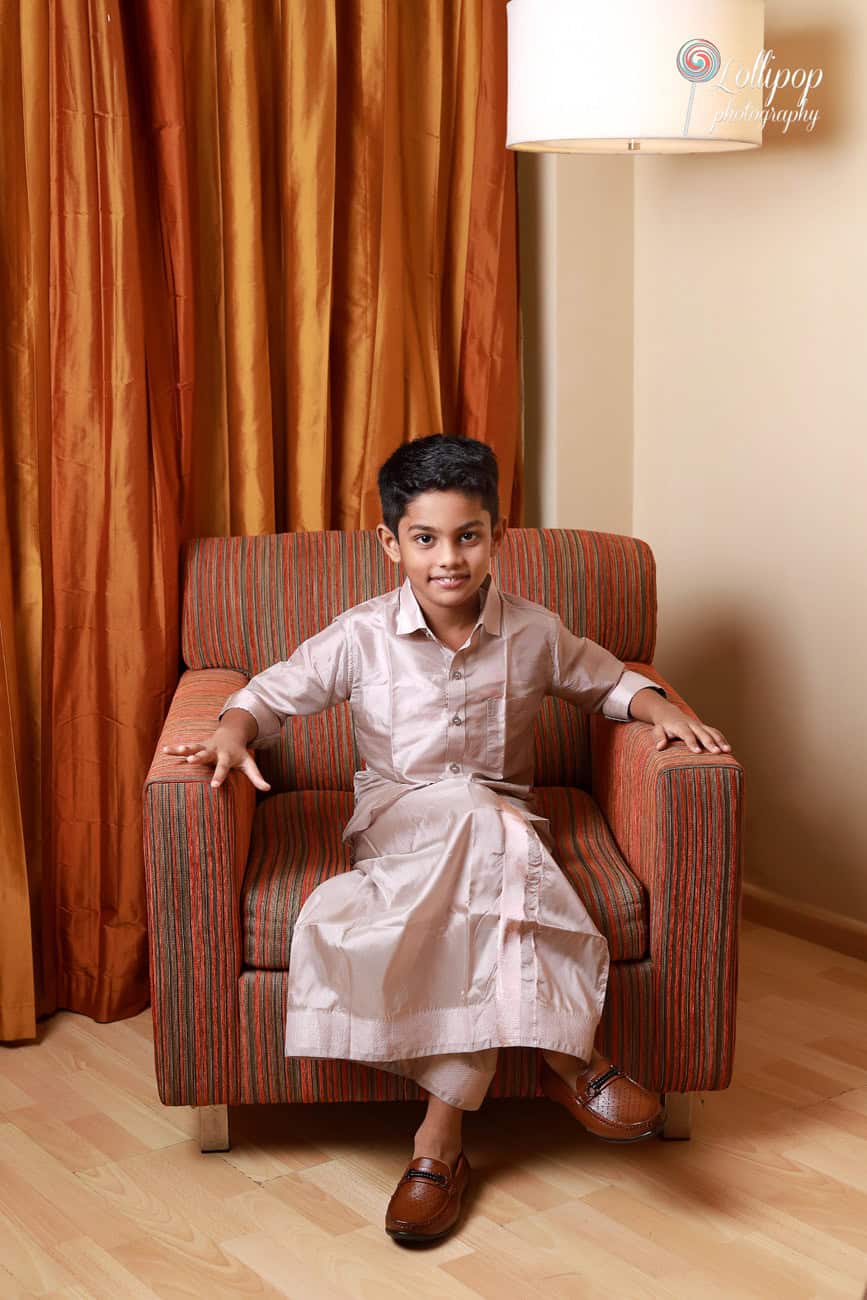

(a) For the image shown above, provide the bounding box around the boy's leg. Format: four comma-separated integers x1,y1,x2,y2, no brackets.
403,1047,500,1111
375,1048,499,1172
376,1047,499,1111
412,1094,465,1172
384,1053,491,1243
541,1049,584,1090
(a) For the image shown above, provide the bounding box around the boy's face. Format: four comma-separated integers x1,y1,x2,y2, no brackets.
376,489,507,623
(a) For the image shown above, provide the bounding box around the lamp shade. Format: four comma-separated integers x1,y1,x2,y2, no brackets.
507,0,765,154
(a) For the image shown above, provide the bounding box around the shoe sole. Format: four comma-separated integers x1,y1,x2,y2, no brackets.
585,1118,665,1143
386,1225,455,1243
386,1203,466,1244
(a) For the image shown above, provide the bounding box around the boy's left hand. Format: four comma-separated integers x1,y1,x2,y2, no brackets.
630,691,732,754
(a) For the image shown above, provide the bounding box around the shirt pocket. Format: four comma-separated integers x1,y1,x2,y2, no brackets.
505,693,542,752
353,678,394,771
486,693,542,775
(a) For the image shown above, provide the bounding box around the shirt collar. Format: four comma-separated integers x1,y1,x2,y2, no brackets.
396,572,502,638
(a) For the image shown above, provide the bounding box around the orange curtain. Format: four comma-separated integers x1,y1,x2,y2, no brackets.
0,0,523,1042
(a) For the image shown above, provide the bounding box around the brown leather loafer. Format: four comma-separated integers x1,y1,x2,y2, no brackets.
385,1152,471,1243
540,1053,666,1142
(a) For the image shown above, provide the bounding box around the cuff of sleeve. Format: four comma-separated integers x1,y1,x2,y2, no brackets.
218,688,282,748
601,669,667,722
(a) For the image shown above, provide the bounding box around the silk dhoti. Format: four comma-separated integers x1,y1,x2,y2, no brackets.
284,776,610,1076
284,774,610,1081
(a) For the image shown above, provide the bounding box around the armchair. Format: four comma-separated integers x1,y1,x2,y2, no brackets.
142,528,744,1151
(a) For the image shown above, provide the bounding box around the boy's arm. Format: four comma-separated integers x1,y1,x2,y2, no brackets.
550,618,731,754
217,615,352,748
549,617,667,721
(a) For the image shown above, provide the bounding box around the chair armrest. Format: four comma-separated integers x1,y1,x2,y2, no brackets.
142,668,258,1105
590,664,745,1091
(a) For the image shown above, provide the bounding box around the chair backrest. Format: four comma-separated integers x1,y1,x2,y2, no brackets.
181,528,658,793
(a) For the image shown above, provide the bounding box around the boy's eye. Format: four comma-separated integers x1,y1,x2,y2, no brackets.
414,532,478,545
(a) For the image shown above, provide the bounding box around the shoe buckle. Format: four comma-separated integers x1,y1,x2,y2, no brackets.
406,1167,448,1186
587,1065,622,1095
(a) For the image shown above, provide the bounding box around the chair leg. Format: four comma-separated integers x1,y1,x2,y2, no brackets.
198,1104,230,1152
661,1092,692,1140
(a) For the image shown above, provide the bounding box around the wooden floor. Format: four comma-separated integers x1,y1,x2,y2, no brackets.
2,920,867,1298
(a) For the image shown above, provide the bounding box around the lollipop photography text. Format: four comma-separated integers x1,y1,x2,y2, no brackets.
677,40,823,137
713,48,823,134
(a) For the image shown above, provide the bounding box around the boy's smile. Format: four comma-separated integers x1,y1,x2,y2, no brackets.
376,489,507,638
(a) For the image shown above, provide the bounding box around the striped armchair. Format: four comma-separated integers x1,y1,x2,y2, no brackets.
142,528,744,1151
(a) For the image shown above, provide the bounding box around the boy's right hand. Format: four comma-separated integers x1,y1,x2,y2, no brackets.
162,733,272,791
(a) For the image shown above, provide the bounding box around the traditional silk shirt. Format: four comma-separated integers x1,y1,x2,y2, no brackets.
219,571,666,852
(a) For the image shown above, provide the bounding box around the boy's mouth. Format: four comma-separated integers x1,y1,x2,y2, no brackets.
431,575,470,588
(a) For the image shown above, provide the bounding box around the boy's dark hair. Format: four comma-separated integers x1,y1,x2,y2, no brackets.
377,434,500,538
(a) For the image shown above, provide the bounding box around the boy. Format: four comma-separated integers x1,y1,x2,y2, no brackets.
164,434,731,1244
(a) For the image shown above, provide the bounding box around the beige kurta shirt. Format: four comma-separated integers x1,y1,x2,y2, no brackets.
219,572,665,1064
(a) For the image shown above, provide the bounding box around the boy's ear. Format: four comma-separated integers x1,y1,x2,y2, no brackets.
491,515,508,550
375,522,402,564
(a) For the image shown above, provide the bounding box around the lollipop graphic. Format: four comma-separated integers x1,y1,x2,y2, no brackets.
677,39,722,137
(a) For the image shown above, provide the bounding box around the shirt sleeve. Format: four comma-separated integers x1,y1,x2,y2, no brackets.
550,617,667,722
217,615,353,748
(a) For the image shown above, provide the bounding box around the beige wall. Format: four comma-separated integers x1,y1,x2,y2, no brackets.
518,7,866,926
518,153,634,534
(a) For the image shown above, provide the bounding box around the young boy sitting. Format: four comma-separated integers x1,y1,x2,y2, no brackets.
163,434,731,1244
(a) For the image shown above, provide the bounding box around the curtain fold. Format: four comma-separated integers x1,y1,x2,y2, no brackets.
0,0,523,1042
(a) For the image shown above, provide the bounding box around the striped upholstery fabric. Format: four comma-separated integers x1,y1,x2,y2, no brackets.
179,528,658,793
142,527,744,1107
143,669,254,1106
591,667,744,1092
241,786,647,970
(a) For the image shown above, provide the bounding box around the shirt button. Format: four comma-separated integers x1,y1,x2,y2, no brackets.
452,670,462,680
451,714,463,725
449,762,460,773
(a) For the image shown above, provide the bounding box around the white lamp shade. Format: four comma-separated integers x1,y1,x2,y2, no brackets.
507,0,765,154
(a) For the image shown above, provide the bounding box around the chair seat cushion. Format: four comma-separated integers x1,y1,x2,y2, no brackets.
241,786,648,970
